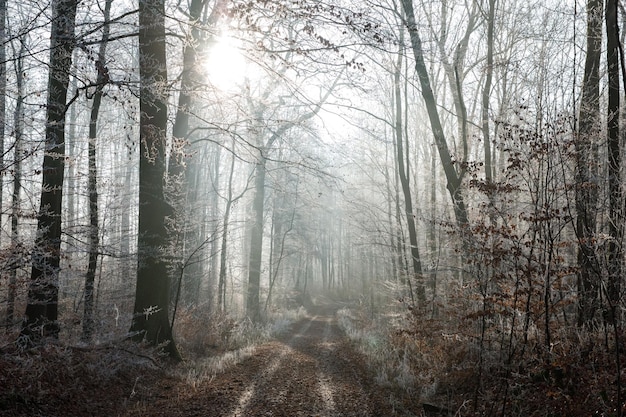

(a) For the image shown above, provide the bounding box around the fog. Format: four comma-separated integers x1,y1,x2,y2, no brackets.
1,0,624,414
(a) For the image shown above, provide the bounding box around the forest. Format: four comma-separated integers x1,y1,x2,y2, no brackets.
0,0,624,415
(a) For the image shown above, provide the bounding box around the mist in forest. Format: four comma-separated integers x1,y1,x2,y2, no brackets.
0,0,625,415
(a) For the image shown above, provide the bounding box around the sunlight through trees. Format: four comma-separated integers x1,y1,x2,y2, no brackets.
1,0,626,414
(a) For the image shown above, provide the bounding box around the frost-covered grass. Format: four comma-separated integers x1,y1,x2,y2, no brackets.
340,300,626,416
337,308,417,393
226,306,307,349
177,306,308,386
0,336,162,416
181,345,257,387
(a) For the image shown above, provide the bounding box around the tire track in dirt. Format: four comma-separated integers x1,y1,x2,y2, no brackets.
226,316,316,417
316,318,337,416
125,307,397,416
312,314,373,417
231,314,331,416
224,310,389,416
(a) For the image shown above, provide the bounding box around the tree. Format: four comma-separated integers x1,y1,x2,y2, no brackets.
5,35,26,331
218,137,251,311
605,0,621,314
392,22,423,303
0,0,6,241
481,0,496,188
20,0,79,343
576,0,602,326
169,0,228,309
427,0,479,176
82,0,113,342
129,0,180,359
399,0,469,230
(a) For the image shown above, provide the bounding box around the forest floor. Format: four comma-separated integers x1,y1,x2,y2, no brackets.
0,303,425,417
126,303,417,417
3,300,622,416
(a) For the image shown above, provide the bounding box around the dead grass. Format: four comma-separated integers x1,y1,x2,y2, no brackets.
0,305,308,417
0,335,164,417
339,297,626,417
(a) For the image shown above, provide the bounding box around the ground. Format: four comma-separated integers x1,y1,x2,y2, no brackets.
0,304,423,417
128,304,403,417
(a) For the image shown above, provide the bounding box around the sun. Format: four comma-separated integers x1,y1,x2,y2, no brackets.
204,35,247,91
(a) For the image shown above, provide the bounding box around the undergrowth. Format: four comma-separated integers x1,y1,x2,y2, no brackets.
337,307,417,392
338,295,626,417
172,305,308,386
0,337,163,417
338,302,473,415
0,305,308,416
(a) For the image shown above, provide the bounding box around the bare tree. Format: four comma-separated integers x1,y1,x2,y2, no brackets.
129,0,180,359
169,0,228,309
21,0,79,343
392,23,422,303
5,35,26,331
481,0,496,187
399,0,469,230
576,0,602,326
81,0,113,342
605,0,621,314
0,0,6,240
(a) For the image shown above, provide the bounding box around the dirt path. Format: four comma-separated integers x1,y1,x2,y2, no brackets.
126,307,397,417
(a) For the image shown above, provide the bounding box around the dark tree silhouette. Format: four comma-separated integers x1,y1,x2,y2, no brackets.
21,0,78,343
129,0,180,359
576,0,602,326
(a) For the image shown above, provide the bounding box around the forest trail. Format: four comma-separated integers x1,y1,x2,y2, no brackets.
126,304,397,417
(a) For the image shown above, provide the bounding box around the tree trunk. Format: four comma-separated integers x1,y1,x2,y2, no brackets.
6,38,25,331
82,0,112,343
399,0,469,230
393,141,407,286
207,147,222,309
218,143,237,311
481,0,496,187
168,0,205,308
605,0,621,314
384,142,398,283
169,0,227,311
393,35,423,303
21,0,78,343
130,0,180,359
576,0,602,326
0,0,6,244
120,160,133,280
246,156,267,322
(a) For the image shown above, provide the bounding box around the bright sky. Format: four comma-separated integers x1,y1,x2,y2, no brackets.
204,35,248,91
